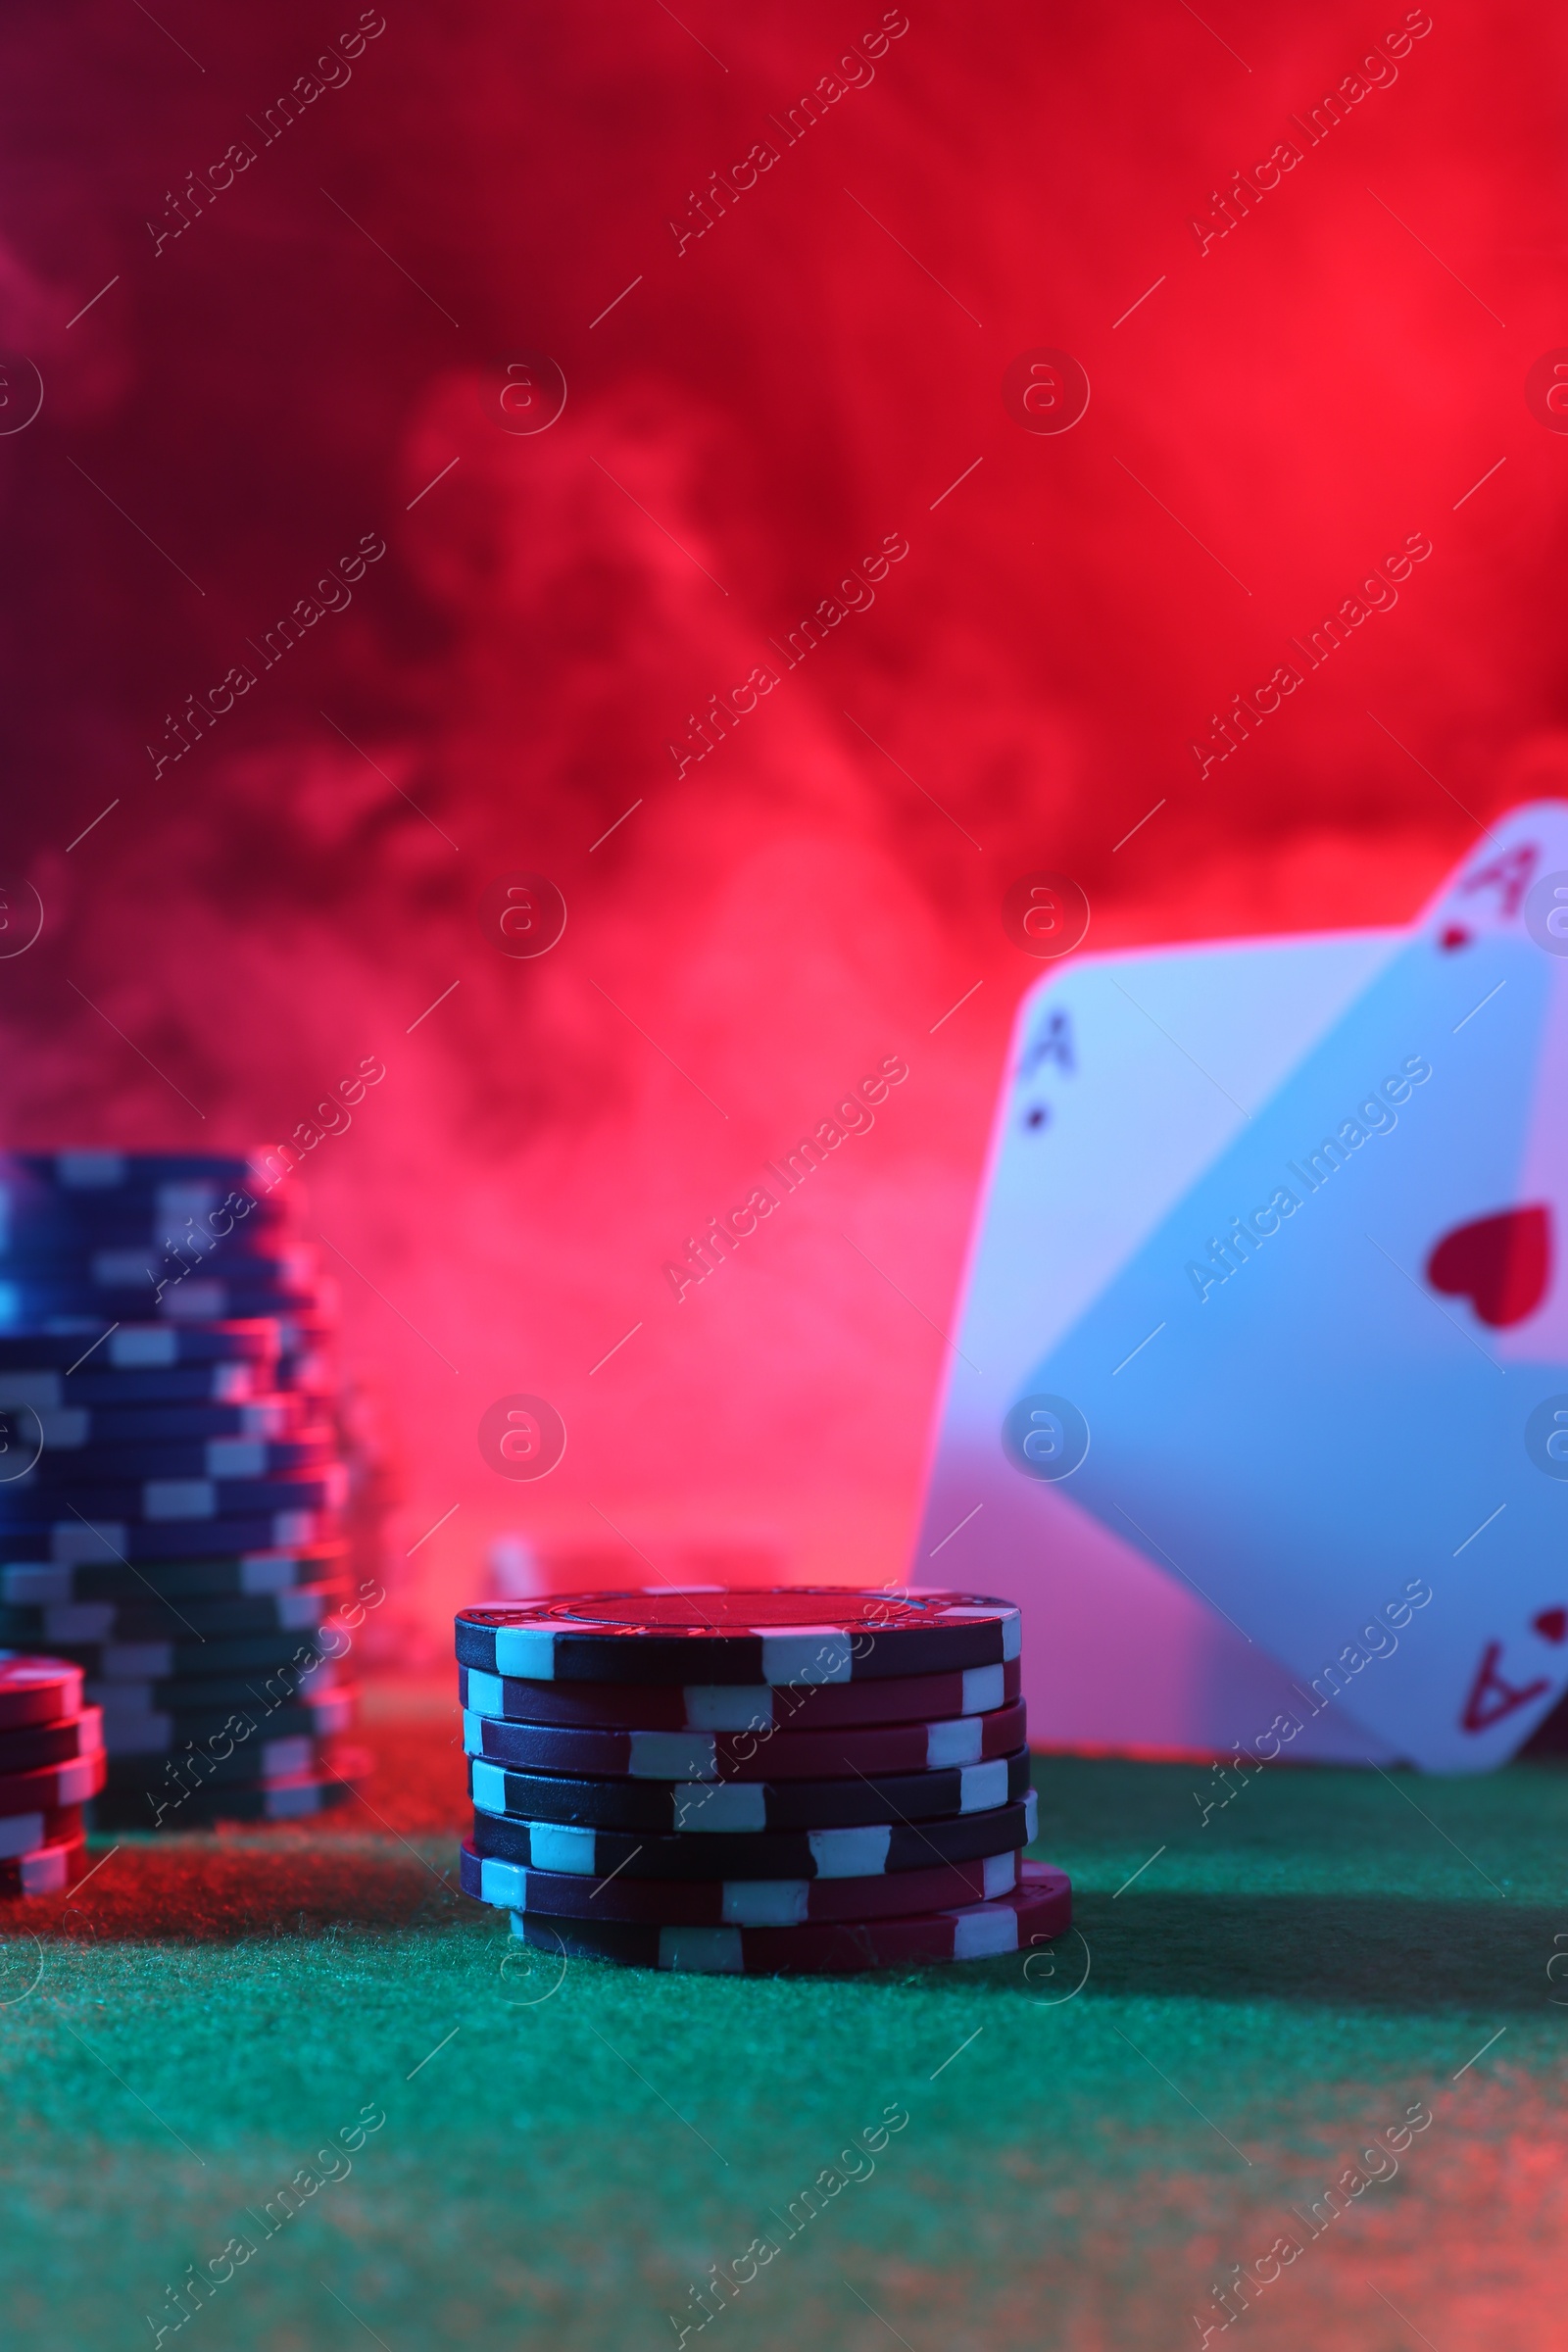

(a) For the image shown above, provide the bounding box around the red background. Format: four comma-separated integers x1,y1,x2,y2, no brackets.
1,0,1562,1634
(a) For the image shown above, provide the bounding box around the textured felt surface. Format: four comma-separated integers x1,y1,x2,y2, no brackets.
0,1681,1563,2352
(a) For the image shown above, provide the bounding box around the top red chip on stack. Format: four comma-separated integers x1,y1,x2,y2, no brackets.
453,1587,1023,1686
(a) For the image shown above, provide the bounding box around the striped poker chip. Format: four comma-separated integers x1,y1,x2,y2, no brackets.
24,1430,335,1483
469,1788,1039,1881
460,1838,1022,1923
468,1747,1032,1834
102,1731,323,1790
0,1508,341,1561
0,1363,266,1409
3,1280,325,1326
11,1229,314,1272
0,1581,348,1646
0,1828,88,1896
456,1656,1021,1733
0,1322,278,1367
455,1589,1022,1687
0,1651,84,1731
0,1465,346,1517
1,1544,349,1604
88,1747,368,1828
508,1860,1072,1973
0,1802,86,1862
0,1187,288,1219
3,1152,270,1189
0,1202,296,1259
463,1697,1027,1783
17,1396,310,1446
45,1628,341,1679
7,1234,317,1281
85,1659,343,1715
95,1687,358,1757
0,1705,103,1776
0,1748,107,1815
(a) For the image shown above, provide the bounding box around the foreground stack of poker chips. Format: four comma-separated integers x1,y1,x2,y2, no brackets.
0,1152,362,1827
0,1653,104,1894
455,1588,1070,1974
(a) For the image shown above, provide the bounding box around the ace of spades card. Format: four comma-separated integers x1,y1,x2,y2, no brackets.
914,803,1568,1772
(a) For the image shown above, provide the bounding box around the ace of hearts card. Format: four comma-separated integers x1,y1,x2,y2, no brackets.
915,803,1568,1772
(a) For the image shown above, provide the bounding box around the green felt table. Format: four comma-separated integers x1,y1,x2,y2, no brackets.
1,1679,1563,2352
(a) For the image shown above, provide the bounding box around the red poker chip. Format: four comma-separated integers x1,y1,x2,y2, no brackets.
469,1746,1032,1835
456,1655,1021,1733
471,1787,1039,1880
0,1749,108,1816
0,1651,84,1731
0,1800,85,1863
0,1704,103,1776
0,1828,89,1898
455,1588,1022,1687
507,1859,1073,1973
463,1697,1028,1782
461,1837,1024,1923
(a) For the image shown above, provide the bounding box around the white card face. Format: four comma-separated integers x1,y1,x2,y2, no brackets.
1007,803,1568,1773
915,923,1407,1762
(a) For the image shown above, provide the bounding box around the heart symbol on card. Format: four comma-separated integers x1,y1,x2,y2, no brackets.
1534,1608,1567,1643
1439,924,1472,951
1426,1205,1552,1328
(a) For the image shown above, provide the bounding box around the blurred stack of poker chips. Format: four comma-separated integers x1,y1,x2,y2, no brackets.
455,1588,1072,1974
0,1152,367,1827
0,1652,104,1894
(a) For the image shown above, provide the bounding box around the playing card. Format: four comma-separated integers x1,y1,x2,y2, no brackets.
915,921,1408,1762
1003,802,1568,1772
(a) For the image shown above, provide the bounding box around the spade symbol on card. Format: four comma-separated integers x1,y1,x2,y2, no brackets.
1460,1641,1551,1733
1425,1205,1551,1328
1534,1608,1568,1643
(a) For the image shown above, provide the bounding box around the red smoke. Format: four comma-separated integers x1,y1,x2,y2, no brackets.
0,0,1562,1625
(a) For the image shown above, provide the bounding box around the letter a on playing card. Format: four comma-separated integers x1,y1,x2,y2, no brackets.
914,804,1568,1772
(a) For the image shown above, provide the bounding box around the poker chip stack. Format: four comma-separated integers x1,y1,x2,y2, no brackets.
0,1653,103,1895
454,1588,1071,1974
0,1152,363,1829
